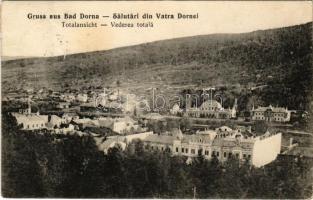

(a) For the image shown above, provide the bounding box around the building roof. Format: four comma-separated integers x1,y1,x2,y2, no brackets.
114,116,136,124
62,112,78,117
143,134,176,145
14,113,48,124
253,105,288,112
50,115,62,121
216,126,233,132
196,129,217,140
80,102,96,107
212,136,255,149
73,118,93,125
200,100,222,110
142,113,164,120
181,134,212,144
171,128,183,139
98,118,114,127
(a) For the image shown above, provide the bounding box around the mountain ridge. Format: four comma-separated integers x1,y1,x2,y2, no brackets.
2,22,312,112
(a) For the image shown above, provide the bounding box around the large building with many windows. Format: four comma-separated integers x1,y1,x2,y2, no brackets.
251,105,291,122
185,99,237,119
13,113,48,130
142,126,282,167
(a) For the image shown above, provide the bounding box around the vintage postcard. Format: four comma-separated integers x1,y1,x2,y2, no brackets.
1,1,313,198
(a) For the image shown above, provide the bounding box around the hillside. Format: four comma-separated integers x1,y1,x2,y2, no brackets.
2,22,312,111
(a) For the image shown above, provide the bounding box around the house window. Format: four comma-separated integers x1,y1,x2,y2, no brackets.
228,152,232,158
182,148,185,153
236,153,239,158
191,149,195,154
186,148,189,154
247,155,251,159
216,151,219,157
27,125,30,129
243,154,246,158
205,150,209,155
212,151,216,156
224,152,227,158
161,147,164,151
176,147,179,152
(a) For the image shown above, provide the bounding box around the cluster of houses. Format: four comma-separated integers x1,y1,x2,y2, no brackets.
7,86,295,168
12,101,144,135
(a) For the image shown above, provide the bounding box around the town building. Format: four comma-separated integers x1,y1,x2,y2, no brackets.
170,103,183,115
77,93,88,103
61,113,79,124
14,113,48,130
251,105,291,122
13,100,49,130
142,126,282,167
95,88,107,107
19,107,31,115
112,116,140,134
95,131,153,154
48,115,62,128
60,93,76,102
185,99,237,119
56,102,70,109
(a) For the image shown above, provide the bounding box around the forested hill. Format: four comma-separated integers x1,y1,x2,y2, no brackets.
2,22,312,110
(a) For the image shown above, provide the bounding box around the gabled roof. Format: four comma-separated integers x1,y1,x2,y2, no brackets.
143,134,175,144
14,113,48,124
181,134,212,144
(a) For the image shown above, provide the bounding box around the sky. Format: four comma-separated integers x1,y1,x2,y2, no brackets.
2,1,312,57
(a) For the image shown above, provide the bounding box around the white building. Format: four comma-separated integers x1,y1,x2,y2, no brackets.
251,105,291,122
95,131,153,154
170,103,182,115
61,113,79,124
77,94,88,103
56,102,70,109
186,99,237,119
112,116,140,134
142,127,282,167
48,115,62,128
13,113,48,130
13,101,49,130
60,93,76,102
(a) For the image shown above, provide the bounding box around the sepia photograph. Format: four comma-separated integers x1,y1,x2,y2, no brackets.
1,1,313,199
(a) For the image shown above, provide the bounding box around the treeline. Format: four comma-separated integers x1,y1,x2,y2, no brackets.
2,114,312,198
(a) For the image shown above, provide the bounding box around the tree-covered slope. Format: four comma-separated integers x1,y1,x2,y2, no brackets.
2,22,312,110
